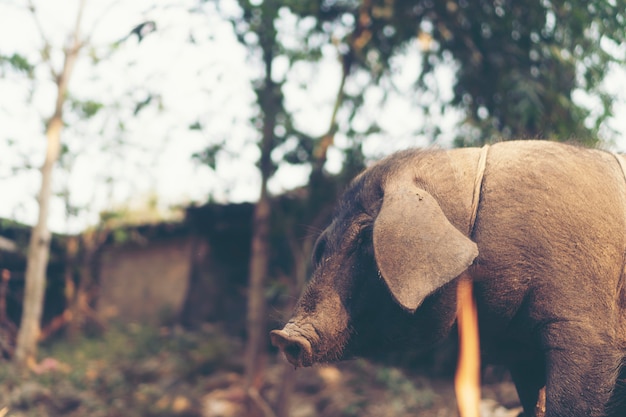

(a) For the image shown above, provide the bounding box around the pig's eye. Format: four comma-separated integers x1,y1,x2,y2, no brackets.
312,238,326,266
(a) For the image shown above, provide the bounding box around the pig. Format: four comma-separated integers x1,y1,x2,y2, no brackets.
271,140,626,417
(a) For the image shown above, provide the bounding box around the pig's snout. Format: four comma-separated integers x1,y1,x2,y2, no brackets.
270,329,313,367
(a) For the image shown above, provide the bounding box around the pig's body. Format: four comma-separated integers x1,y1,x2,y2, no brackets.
271,141,626,417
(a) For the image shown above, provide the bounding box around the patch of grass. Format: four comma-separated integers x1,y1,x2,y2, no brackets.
374,366,435,409
0,323,238,417
341,359,436,415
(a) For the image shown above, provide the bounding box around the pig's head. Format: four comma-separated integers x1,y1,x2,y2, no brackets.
271,152,478,367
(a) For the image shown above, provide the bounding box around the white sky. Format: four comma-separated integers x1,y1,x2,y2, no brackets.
0,0,263,232
1,0,625,233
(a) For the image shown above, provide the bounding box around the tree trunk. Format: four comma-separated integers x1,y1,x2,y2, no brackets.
245,11,278,412
274,39,350,416
0,269,17,358
275,236,312,417
180,233,212,328
67,231,106,340
14,113,63,367
245,187,271,390
14,0,84,367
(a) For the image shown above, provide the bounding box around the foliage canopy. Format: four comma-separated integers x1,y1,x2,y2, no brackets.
301,0,625,145
226,0,625,149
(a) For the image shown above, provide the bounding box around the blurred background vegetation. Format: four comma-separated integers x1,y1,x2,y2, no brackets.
0,0,625,416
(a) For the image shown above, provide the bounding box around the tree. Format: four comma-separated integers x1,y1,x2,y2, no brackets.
5,0,161,366
234,1,282,411
298,0,626,145
203,1,343,414
14,0,87,368
201,3,372,415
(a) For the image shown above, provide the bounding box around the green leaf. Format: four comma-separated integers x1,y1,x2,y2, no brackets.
192,144,222,170
0,53,34,75
189,121,203,131
69,98,104,119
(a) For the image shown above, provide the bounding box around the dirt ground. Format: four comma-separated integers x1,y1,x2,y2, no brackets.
205,357,523,417
0,325,524,417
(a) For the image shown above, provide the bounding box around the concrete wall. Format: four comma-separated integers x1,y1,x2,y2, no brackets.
97,237,192,324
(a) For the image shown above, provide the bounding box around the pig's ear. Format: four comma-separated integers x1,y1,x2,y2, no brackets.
373,186,478,313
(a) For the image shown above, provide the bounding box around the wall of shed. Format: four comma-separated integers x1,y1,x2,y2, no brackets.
97,237,192,323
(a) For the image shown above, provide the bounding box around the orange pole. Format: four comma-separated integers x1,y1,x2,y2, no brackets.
455,275,481,417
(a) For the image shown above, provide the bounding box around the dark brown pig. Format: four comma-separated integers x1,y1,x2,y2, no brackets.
271,141,626,417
